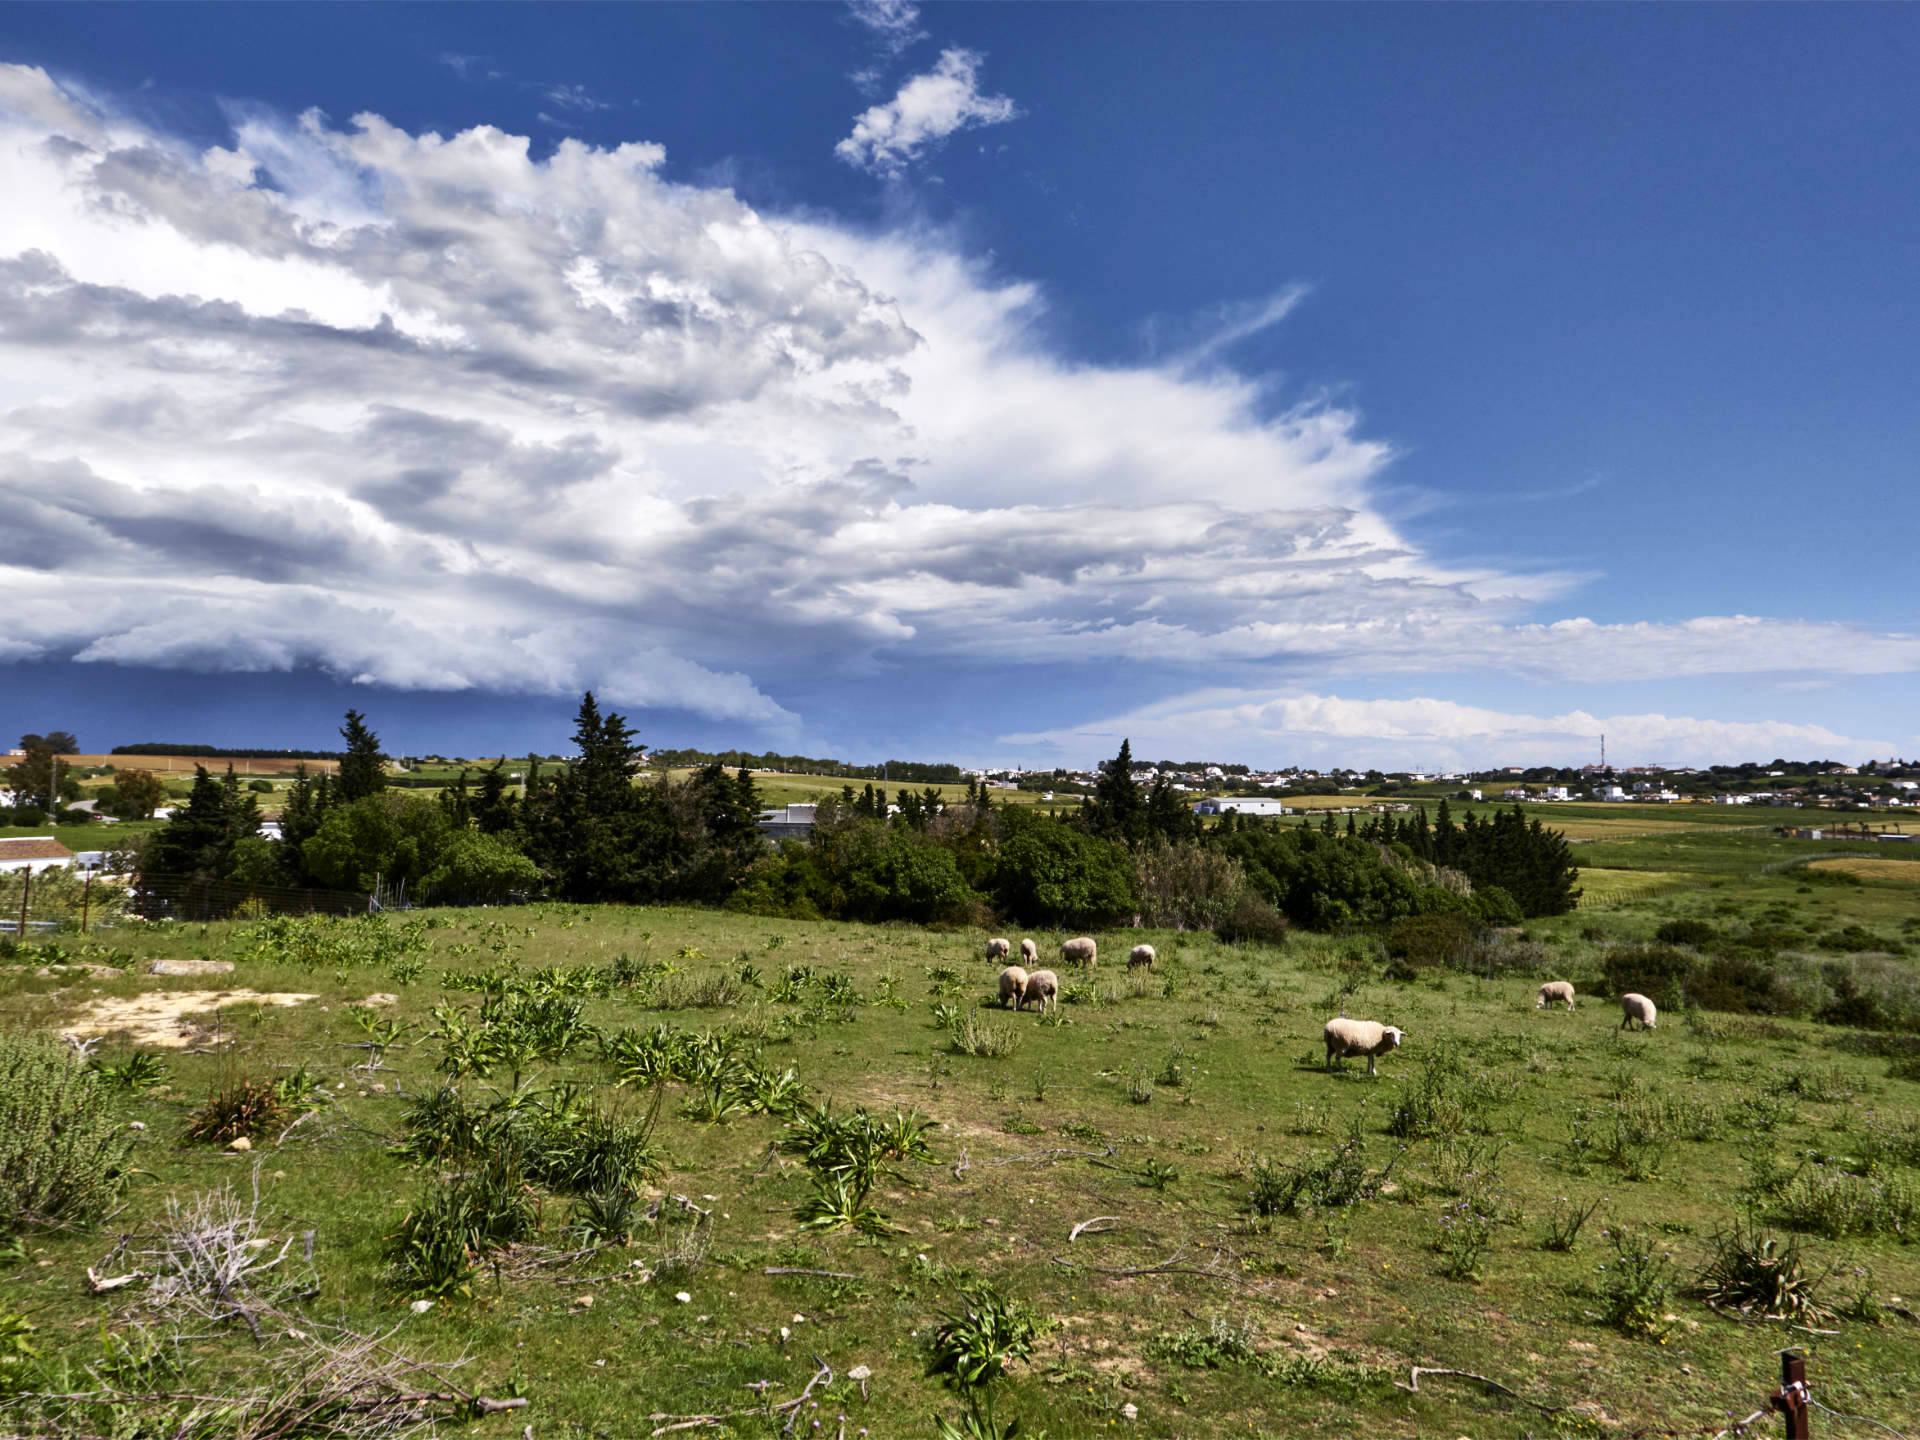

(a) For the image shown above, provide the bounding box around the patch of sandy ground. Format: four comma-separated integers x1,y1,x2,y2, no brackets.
60,989,319,1048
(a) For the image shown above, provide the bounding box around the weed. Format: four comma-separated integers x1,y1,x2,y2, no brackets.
387,1153,539,1297
1290,1100,1335,1135
184,1070,295,1147
796,1172,896,1235
1432,1196,1497,1281
1246,1119,1397,1216
949,1007,1023,1059
1125,1066,1154,1105
1596,1227,1676,1339
1540,1195,1604,1252
1139,1158,1178,1190
1030,1069,1051,1102
927,1284,1043,1390
1060,1120,1104,1144
89,1049,170,1093
1155,1045,1191,1089
1689,1219,1833,1324
570,1185,641,1245
1772,1168,1920,1239
1150,1314,1261,1369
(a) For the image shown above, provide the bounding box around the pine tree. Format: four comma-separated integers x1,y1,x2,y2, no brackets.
1087,739,1147,847
336,710,386,802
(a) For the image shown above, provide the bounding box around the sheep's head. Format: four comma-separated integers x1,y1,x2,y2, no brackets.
1379,1026,1405,1054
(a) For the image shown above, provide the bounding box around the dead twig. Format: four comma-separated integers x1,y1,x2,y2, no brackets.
989,1145,1116,1166
762,1267,856,1280
1068,1217,1121,1243
1394,1365,1567,1415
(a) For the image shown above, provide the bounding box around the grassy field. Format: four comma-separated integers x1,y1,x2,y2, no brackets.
5,807,1920,1440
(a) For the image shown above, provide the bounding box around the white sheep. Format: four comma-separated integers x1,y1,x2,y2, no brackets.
1019,968,1059,1013
1620,993,1658,1031
1323,1017,1406,1076
1536,980,1576,1011
1128,943,1156,970
985,938,1012,963
1018,938,1038,966
997,965,1029,1009
1061,936,1098,969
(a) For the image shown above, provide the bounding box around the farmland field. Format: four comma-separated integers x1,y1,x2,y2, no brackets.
4,806,1920,1440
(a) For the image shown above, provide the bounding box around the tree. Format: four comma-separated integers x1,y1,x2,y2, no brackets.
992,809,1137,928
302,792,450,895
1085,739,1147,847
5,746,60,813
18,731,78,755
336,710,386,802
106,767,168,820
142,766,260,883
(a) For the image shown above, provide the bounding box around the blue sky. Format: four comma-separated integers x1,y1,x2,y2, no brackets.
1,3,1915,769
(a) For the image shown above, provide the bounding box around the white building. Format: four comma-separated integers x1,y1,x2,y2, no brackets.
1191,797,1291,817
754,804,818,841
0,836,76,874
1597,785,1629,802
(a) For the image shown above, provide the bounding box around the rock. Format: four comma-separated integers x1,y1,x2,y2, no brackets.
572,1294,594,1310
847,1366,871,1382
674,1291,692,1304
410,1300,434,1314
361,993,399,1006
148,959,235,976
229,1136,252,1152
127,1121,147,1131
1121,1404,1139,1422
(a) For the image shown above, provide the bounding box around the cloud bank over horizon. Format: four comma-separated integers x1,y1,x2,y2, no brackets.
0,60,1911,765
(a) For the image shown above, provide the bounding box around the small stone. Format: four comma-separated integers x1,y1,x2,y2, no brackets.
357,1091,368,1098
780,1326,792,1341
1680,1365,1692,1376
372,1083,386,1093
792,1312,806,1324
674,1291,692,1304
1121,1404,1138,1422
128,1121,147,1131
229,1136,252,1152
574,1294,594,1309
410,1300,434,1314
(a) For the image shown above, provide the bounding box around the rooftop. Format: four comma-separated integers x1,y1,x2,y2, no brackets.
0,836,76,862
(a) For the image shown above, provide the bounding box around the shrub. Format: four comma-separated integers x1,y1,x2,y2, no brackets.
183,1071,295,1146
0,1032,135,1234
1213,890,1290,946
1432,1196,1497,1281
1385,913,1474,974
1601,943,1695,1011
947,1007,1023,1059
1772,1168,1920,1240
1655,917,1717,947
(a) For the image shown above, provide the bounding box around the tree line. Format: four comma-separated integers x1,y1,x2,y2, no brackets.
129,700,1579,932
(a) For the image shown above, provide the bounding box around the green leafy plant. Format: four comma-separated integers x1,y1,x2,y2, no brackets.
1596,1227,1675,1339
927,1284,1042,1390
1540,1195,1604,1252
1432,1196,1496,1281
0,1033,136,1235
89,1050,169,1094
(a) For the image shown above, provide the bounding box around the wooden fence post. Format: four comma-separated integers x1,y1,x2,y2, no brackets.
16,867,29,939
1770,1349,1811,1439
80,866,92,934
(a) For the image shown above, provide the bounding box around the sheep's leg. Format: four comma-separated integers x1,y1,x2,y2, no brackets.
1366,1054,1376,1077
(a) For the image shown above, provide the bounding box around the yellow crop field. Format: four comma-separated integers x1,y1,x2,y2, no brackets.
1809,856,1920,883
1574,867,1697,905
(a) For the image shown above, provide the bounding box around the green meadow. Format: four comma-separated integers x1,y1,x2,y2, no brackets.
2,809,1918,1439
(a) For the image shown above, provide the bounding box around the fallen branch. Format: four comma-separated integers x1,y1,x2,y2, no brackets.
1394,1366,1567,1415
85,1266,143,1294
989,1145,1116,1167
1068,1218,1121,1243
763,1267,856,1280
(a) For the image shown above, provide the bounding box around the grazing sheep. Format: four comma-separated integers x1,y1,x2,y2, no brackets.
985,938,1012,963
997,965,1029,1009
1323,1017,1406,1076
1020,968,1059,1013
1620,993,1658,1031
1536,980,1577,1011
1018,938,1039,966
1061,936,1098,969
1128,944,1156,970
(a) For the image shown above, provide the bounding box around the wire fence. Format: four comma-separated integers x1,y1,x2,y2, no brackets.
1,867,371,937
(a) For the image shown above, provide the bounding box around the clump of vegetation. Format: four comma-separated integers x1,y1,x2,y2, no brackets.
1432,1195,1497,1281
0,1032,135,1234
387,1152,540,1297
1596,1227,1676,1339
1539,1195,1603,1252
183,1063,322,1146
1655,917,1717,947
947,1006,1023,1058
1247,1119,1401,1216
1688,1219,1833,1324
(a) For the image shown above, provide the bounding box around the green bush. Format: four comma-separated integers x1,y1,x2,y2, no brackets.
0,1031,135,1234
1601,943,1695,1011
1214,890,1290,946
1384,913,1473,973
1655,918,1717,947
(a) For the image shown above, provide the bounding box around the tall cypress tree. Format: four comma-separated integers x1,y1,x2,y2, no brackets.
336,709,386,802
1088,739,1147,847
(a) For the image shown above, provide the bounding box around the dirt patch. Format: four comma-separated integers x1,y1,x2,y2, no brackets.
61,988,318,1049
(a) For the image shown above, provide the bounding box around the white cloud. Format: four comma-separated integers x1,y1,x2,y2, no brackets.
845,0,927,58
0,63,1911,744
835,49,1018,176
1003,691,1891,771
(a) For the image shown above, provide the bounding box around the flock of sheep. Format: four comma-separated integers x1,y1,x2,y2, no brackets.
980,936,1661,1073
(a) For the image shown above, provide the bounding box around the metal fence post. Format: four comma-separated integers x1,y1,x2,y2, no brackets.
1771,1349,1810,1439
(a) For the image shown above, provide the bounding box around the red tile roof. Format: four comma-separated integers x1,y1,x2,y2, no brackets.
0,837,76,862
